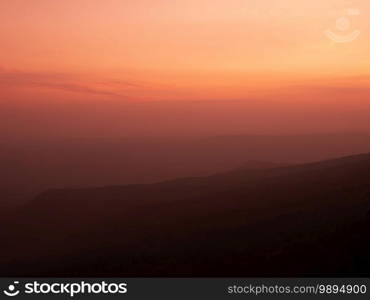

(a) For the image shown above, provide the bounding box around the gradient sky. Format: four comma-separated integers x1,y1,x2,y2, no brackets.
1,0,370,137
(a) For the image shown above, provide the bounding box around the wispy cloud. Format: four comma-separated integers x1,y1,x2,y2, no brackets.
0,69,141,99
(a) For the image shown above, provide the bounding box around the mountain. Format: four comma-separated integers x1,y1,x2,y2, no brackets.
1,153,370,276
2,133,370,205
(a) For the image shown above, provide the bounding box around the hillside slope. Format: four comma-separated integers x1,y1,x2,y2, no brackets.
1,154,370,276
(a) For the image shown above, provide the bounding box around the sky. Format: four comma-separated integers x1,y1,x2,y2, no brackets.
1,0,370,138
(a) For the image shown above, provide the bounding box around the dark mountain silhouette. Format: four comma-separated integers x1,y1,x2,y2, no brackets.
2,133,370,205
1,153,370,276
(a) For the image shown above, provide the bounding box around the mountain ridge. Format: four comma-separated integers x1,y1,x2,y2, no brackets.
1,152,370,276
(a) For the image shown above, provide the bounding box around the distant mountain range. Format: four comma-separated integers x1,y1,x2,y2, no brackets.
1,153,370,276
2,133,370,204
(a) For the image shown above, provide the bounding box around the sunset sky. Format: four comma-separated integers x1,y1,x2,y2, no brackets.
1,0,370,137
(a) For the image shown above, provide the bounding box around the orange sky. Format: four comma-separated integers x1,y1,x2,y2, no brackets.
1,0,370,101
0,0,370,138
